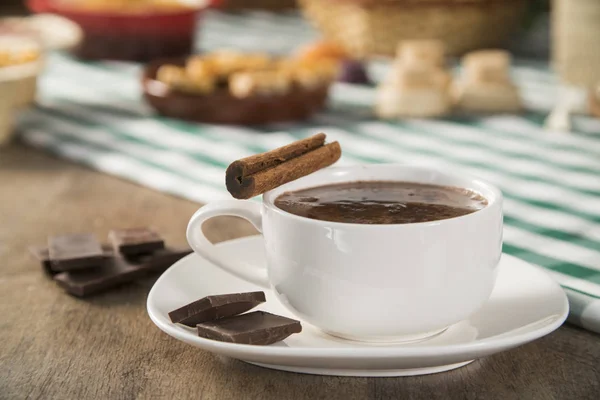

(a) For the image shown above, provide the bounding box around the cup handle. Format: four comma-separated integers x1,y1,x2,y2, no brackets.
186,201,269,288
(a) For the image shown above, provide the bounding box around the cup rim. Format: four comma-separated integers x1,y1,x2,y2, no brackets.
261,163,503,228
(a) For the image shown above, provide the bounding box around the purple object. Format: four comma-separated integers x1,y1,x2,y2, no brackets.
337,59,371,85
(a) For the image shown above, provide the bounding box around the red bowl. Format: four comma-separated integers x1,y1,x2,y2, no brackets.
27,0,209,61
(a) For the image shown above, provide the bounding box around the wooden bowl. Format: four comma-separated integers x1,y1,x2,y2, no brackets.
142,58,330,125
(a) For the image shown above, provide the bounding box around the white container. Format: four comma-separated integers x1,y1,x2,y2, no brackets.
0,36,44,146
187,164,503,341
0,15,82,145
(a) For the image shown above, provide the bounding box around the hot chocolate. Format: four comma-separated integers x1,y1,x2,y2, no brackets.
274,181,487,224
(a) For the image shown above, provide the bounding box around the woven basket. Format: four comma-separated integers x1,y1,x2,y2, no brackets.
298,0,527,58
552,0,600,87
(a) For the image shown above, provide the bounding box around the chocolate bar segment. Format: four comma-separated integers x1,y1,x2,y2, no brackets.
54,247,190,297
30,245,113,276
48,233,106,271
54,256,148,297
109,228,164,256
196,311,302,345
169,292,266,327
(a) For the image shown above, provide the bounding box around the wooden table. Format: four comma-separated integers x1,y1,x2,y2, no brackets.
1,144,599,399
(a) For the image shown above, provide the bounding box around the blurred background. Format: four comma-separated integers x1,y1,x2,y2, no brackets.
1,0,599,331
2,4,600,397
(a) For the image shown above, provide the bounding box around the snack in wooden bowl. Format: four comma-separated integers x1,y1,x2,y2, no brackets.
295,40,348,64
142,51,336,125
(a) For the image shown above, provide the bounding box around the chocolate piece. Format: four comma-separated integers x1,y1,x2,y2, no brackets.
48,233,106,271
30,245,113,276
109,228,164,256
53,247,190,297
169,292,266,327
54,256,148,297
226,133,342,199
142,58,330,125
196,311,302,345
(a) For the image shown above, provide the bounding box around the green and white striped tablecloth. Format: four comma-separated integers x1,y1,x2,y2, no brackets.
16,11,600,333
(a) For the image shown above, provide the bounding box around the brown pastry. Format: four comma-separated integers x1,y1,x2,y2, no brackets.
295,41,348,64
288,60,339,89
229,70,291,98
201,50,271,78
185,57,215,80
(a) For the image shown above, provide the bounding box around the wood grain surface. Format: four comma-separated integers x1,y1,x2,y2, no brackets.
1,144,599,400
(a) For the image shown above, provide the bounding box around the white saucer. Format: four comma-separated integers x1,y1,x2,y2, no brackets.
147,236,568,377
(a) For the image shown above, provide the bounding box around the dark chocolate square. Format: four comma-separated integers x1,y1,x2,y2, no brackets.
169,291,266,327
54,256,147,297
53,247,191,297
30,245,113,276
48,233,106,271
109,228,164,256
196,311,302,345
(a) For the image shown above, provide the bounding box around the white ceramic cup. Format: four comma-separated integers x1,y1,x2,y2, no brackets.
187,164,503,342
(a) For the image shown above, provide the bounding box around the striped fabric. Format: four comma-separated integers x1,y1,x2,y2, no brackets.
17,11,600,333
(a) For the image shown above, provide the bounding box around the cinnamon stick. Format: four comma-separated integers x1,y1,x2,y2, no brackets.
226,133,341,199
